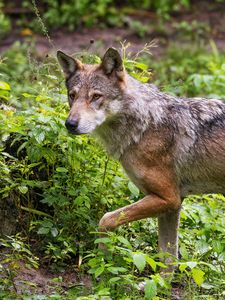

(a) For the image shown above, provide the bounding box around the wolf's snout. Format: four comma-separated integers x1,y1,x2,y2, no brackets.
65,118,79,134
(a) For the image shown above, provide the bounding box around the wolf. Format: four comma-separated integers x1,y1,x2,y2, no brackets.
57,48,225,271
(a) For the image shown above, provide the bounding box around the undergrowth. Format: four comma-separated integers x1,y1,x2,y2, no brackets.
0,42,225,299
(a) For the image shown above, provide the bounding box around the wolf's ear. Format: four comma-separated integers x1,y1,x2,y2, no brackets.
101,48,124,80
57,51,83,78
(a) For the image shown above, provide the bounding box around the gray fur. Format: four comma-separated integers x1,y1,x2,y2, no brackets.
101,48,124,75
94,75,225,197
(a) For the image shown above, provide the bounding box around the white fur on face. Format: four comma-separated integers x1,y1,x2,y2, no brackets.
77,109,106,134
76,98,123,134
108,100,123,114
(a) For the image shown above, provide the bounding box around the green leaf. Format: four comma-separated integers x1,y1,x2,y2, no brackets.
179,263,187,272
117,236,132,249
179,243,188,259
193,74,202,88
94,237,111,244
68,189,77,196
144,280,157,299
88,257,101,268
133,253,146,272
133,61,148,71
18,185,28,194
37,227,50,235
108,277,121,284
156,261,167,269
145,255,157,271
20,206,52,218
201,282,215,290
41,220,53,228
0,81,10,90
107,267,127,274
128,181,139,197
22,93,34,98
187,261,197,269
0,90,9,101
84,196,90,208
74,196,86,206
36,95,51,101
196,240,210,254
212,240,223,253
35,131,45,143
51,228,58,237
56,167,68,173
94,266,105,278
192,268,205,287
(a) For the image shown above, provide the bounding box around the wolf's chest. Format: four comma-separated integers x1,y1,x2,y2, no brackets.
121,158,149,194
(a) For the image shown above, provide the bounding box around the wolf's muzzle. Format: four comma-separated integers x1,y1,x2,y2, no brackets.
65,118,80,134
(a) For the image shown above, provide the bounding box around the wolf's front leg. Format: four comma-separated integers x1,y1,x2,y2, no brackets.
98,193,181,267
99,193,180,230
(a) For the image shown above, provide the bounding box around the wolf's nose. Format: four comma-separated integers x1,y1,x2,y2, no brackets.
65,118,78,132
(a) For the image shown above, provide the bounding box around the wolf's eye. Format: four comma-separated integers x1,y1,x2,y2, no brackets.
69,92,76,101
91,94,102,102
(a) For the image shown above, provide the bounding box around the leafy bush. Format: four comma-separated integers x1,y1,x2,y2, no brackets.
0,2,11,38
189,49,225,99
0,79,129,262
0,43,151,264
23,0,122,30
128,0,190,19
145,42,225,99
1,0,225,34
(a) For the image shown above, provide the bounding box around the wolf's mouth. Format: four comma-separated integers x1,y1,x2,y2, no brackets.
66,127,83,135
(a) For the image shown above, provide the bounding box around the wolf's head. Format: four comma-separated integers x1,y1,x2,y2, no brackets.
57,48,126,135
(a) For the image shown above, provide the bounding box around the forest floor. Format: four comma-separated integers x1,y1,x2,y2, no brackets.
11,260,182,299
13,261,92,296
1,1,225,57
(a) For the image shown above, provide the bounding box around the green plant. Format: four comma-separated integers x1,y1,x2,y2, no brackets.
123,18,150,38
173,20,210,40
189,54,225,99
23,0,122,31
85,233,169,299
0,2,11,39
141,42,225,98
22,0,192,31
0,43,151,265
128,0,190,20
